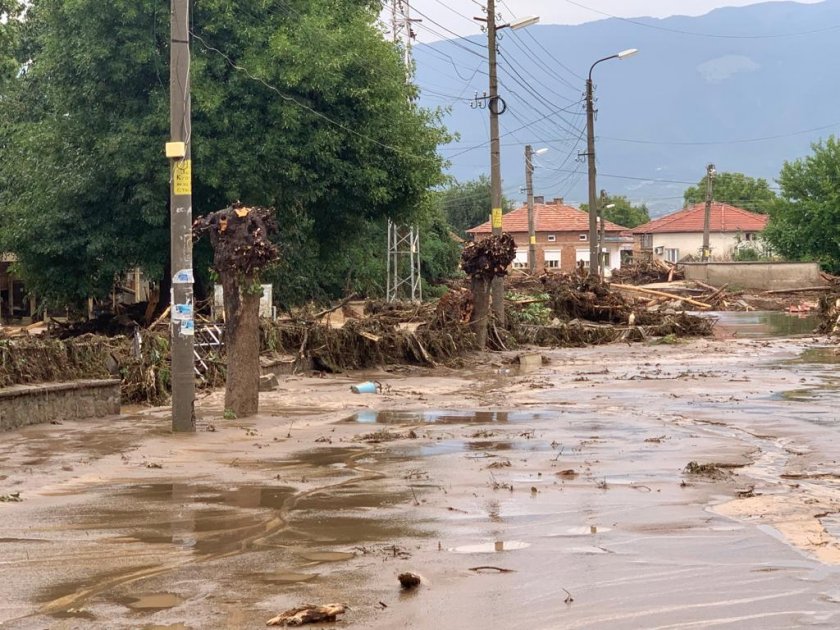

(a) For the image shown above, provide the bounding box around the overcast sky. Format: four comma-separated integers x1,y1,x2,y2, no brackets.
403,0,825,41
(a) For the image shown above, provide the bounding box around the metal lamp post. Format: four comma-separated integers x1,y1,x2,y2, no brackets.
586,48,638,275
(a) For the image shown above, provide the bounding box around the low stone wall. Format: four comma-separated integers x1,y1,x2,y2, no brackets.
682,262,824,291
0,379,121,431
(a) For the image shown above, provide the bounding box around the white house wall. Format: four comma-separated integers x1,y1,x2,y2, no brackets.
651,232,742,261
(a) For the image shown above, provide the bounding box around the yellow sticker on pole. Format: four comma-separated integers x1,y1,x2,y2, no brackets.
173,160,192,195
529,235,536,245
491,207,503,229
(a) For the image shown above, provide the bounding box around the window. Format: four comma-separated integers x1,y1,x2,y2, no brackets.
544,250,561,269
547,234,556,243
579,234,588,241
641,234,653,249
512,251,529,269
575,248,590,268
602,252,611,269
745,232,756,241
665,248,680,263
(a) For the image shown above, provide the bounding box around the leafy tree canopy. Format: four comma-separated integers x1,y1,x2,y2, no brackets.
763,136,840,273
436,176,512,236
0,0,449,305
683,171,776,213
580,194,650,229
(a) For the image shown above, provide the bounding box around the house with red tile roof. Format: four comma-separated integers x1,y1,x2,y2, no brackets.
632,202,768,263
467,197,632,276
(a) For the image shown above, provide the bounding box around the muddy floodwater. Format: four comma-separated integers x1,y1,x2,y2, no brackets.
2,337,840,628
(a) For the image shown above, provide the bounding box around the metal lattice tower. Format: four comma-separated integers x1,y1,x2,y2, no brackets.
386,0,422,303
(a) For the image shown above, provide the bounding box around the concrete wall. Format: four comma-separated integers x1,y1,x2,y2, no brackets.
0,379,121,431
682,262,824,290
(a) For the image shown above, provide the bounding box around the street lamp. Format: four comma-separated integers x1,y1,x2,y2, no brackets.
525,146,549,273
586,48,639,275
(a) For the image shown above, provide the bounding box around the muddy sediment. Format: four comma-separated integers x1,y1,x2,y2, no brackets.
1,337,840,628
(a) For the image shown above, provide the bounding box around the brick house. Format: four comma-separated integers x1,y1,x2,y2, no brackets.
466,197,632,276
632,202,769,262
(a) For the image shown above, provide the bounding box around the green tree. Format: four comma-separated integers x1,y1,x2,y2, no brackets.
436,176,512,236
0,0,448,306
763,136,840,273
683,172,776,213
0,1,24,89
580,194,650,228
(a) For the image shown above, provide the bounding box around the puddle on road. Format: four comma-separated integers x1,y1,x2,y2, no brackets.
126,593,183,610
258,571,319,584
795,347,840,365
706,310,819,338
450,540,531,553
347,410,560,425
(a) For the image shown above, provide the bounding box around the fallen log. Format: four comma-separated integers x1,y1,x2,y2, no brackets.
762,286,831,295
611,284,712,309
266,603,347,626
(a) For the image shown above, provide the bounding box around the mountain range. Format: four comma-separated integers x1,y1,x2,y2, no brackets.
413,0,840,216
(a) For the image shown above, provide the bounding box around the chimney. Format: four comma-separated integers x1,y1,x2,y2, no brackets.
534,195,545,204
553,197,564,206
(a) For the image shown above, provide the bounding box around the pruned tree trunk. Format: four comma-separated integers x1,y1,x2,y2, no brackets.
193,203,279,420
471,276,490,349
222,274,261,417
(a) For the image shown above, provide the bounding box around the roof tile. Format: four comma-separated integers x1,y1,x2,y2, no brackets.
632,203,768,234
467,203,628,234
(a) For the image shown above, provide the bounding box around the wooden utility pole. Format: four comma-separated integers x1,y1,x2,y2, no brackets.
168,0,195,432
702,163,716,262
487,0,505,323
525,144,537,273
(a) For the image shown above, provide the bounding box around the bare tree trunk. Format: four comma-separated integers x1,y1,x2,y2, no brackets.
471,276,490,349
223,274,261,417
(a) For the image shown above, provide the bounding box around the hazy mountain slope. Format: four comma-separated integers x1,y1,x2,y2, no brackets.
415,0,840,215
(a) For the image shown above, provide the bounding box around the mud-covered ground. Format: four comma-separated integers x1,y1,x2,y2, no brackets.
2,335,840,629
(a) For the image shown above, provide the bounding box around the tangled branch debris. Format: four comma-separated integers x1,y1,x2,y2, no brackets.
193,202,279,276
460,233,516,279
266,603,347,626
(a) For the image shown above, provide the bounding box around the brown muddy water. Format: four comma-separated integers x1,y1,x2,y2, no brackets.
706,310,820,337
3,338,840,628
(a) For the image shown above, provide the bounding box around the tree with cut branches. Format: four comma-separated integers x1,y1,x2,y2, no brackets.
194,203,279,417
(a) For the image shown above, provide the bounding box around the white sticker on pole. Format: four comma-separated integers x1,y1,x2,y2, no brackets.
173,269,194,284
173,303,193,321
180,319,195,336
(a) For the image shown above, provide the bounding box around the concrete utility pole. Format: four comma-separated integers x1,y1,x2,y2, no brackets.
167,0,195,432
585,77,599,275
702,163,716,262
487,0,505,322
525,144,537,273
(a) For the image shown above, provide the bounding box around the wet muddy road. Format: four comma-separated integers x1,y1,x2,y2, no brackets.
2,337,840,628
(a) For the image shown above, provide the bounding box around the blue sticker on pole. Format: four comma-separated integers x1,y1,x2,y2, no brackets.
180,319,195,336
173,268,194,284
173,303,193,321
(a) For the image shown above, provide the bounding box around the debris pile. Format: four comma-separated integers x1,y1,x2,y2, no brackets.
818,293,840,335
460,233,516,279
610,259,683,285
193,202,279,277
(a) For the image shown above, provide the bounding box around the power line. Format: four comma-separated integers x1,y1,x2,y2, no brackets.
600,122,840,146
561,0,840,40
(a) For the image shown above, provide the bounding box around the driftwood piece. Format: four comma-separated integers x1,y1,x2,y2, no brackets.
266,603,347,626
612,284,712,309
763,286,831,295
